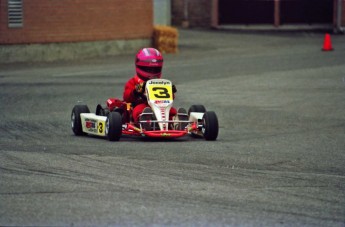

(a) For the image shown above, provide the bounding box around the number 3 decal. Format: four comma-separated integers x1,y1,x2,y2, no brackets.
147,82,173,101
152,87,170,99
98,122,104,134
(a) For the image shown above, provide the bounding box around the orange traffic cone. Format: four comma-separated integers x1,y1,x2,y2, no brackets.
322,33,333,51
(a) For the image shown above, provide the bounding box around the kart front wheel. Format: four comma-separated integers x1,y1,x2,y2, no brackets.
106,112,122,141
188,104,206,115
202,111,219,141
71,105,90,136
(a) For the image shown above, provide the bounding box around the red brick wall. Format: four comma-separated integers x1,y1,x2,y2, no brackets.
0,0,153,44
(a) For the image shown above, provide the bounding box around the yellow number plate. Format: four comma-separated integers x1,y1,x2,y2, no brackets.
147,85,173,101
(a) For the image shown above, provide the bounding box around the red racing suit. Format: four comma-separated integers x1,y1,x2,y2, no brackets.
123,75,177,122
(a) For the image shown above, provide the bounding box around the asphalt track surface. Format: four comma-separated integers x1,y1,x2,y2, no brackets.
1,29,345,226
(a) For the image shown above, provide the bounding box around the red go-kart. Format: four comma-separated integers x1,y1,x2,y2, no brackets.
71,79,218,141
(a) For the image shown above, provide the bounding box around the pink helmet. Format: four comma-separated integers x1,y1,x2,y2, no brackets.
135,48,163,81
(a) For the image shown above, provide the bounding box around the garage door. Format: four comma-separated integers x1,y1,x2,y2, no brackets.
218,0,274,24
280,0,333,24
218,0,333,25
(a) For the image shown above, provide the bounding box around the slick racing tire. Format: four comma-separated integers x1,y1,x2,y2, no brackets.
71,105,90,136
188,104,206,115
106,112,122,141
202,111,219,141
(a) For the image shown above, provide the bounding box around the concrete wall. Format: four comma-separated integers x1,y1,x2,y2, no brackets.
154,0,171,25
0,39,151,63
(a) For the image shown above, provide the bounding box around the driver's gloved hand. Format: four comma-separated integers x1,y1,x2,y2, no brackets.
133,82,145,96
172,84,177,93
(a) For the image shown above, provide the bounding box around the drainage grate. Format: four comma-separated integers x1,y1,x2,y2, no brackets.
8,0,23,28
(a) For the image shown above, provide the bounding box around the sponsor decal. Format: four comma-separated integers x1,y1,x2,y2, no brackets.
133,126,141,131
148,80,171,85
85,119,96,128
107,99,113,105
161,133,171,137
154,100,170,104
85,119,98,133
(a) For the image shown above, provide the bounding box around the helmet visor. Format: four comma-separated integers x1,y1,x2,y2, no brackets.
138,65,162,74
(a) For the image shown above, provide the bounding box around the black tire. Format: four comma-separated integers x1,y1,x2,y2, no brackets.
188,104,206,115
96,105,109,117
106,112,122,141
71,105,90,136
95,104,104,116
202,111,219,141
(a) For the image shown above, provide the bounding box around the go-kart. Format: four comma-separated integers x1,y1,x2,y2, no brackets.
71,78,218,141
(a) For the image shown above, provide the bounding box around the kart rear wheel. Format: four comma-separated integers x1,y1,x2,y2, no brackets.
202,111,219,141
96,104,109,116
106,112,122,141
71,105,90,136
188,105,206,115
